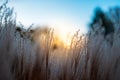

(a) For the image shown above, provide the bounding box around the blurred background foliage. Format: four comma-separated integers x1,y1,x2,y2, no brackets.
89,6,120,36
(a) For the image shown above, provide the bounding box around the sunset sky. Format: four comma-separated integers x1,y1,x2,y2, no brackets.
1,0,120,33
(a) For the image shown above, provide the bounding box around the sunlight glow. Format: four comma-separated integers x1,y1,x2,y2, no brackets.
51,20,76,48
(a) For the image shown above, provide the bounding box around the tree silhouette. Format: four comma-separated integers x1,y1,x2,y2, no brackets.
90,7,114,36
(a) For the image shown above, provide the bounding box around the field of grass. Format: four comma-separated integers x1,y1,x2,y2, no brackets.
0,1,120,80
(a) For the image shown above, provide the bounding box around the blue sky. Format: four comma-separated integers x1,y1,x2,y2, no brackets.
1,0,120,33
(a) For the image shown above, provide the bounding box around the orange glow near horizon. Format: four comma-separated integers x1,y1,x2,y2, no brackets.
33,18,85,49
51,22,76,48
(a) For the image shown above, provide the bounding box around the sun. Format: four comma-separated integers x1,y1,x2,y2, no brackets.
44,17,81,48
52,21,76,48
